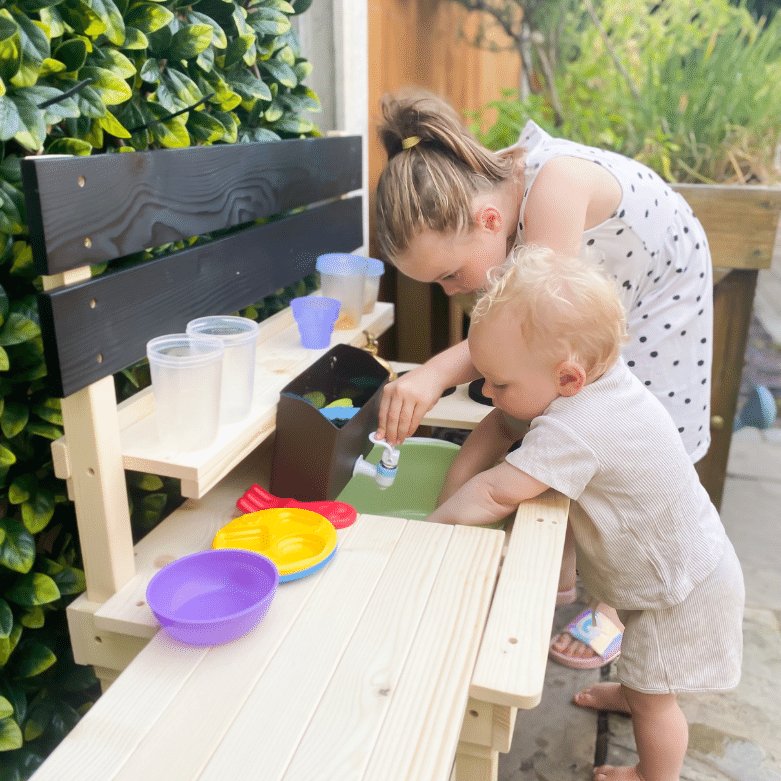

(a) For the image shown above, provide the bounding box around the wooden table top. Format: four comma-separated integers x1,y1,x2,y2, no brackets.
31,514,504,781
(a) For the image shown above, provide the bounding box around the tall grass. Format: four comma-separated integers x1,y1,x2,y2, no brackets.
472,0,781,183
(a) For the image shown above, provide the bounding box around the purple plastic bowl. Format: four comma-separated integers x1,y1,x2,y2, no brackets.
146,549,279,646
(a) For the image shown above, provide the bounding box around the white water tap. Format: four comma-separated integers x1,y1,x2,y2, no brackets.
352,432,400,489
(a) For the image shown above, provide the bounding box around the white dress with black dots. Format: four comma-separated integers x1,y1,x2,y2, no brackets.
515,121,713,462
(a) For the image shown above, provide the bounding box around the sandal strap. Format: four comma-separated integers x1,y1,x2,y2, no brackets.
567,608,623,657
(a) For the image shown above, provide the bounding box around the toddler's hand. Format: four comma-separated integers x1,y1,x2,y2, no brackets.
376,366,445,445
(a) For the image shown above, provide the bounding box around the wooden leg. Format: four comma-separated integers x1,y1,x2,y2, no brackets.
454,742,498,781
93,666,120,693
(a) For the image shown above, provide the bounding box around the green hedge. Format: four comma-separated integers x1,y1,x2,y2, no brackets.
0,0,318,776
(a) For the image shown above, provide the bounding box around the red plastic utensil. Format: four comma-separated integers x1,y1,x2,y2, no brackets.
236,485,357,529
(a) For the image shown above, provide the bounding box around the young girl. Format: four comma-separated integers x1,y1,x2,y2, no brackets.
427,246,743,781
373,90,714,670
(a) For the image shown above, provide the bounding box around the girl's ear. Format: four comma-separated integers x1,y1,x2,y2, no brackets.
475,205,503,234
556,361,586,396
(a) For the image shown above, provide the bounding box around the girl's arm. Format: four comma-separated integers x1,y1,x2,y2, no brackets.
428,461,549,527
438,408,527,503
376,339,481,445
523,157,596,254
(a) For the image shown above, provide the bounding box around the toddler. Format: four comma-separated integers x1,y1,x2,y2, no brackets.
428,246,744,781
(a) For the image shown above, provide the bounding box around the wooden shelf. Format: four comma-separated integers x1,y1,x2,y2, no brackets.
52,302,394,499
391,362,492,431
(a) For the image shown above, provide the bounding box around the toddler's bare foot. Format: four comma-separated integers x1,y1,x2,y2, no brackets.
593,764,644,780
574,682,631,715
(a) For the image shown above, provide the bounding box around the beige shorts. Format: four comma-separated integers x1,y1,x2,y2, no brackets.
616,539,744,694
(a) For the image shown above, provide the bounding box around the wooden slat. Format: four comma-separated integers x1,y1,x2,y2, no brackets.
469,490,569,709
281,520,454,780
364,525,504,780
194,516,408,781
672,184,781,271
39,196,362,397
22,136,362,274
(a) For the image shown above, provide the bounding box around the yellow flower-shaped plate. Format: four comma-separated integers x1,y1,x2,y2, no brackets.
212,507,337,582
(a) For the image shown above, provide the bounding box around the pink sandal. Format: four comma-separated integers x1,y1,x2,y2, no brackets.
549,608,622,670
556,585,577,606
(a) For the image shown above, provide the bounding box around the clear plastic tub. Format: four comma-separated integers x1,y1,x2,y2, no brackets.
147,334,224,451
186,316,259,424
316,253,367,330
363,257,385,314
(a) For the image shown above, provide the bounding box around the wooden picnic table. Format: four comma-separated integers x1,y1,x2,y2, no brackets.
31,513,504,781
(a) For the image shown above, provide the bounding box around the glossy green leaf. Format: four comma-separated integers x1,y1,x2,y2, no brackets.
0,718,23,751
0,519,36,573
0,346,7,371
6,573,60,607
0,13,21,84
25,423,63,440
98,109,131,139
122,26,148,49
41,559,85,596
139,57,161,84
187,10,227,49
167,24,212,60
53,39,88,71
45,137,92,155
259,58,297,88
0,282,8,324
158,67,202,111
0,312,40,346
57,1,105,36
39,5,65,38
22,487,55,534
20,606,44,629
10,640,57,678
9,473,36,504
10,94,46,151
0,443,16,467
291,0,313,14
24,85,80,124
185,109,224,143
87,0,125,45
249,9,290,37
80,66,132,105
99,48,136,79
74,83,106,119
0,599,12,639
229,69,271,102
22,700,51,742
125,3,174,35
0,96,23,141
1,401,29,439
32,398,62,426
9,13,50,88
136,473,164,491
0,697,12,721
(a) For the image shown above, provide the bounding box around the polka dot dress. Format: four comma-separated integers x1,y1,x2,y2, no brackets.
516,121,713,462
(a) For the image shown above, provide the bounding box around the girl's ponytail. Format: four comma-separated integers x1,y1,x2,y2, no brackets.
375,90,520,263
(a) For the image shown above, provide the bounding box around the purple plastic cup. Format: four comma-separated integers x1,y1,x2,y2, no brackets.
146,549,278,646
291,296,340,349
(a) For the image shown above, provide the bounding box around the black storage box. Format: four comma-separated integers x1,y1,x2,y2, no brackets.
270,344,390,501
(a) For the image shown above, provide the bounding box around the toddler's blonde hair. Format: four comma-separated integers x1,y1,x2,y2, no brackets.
471,246,628,382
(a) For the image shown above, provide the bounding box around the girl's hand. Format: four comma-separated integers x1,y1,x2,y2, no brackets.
376,365,446,445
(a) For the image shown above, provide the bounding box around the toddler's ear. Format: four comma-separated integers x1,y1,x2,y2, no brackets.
556,361,586,397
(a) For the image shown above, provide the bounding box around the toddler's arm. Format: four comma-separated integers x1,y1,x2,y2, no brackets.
438,408,527,504
428,461,549,527
376,339,481,445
